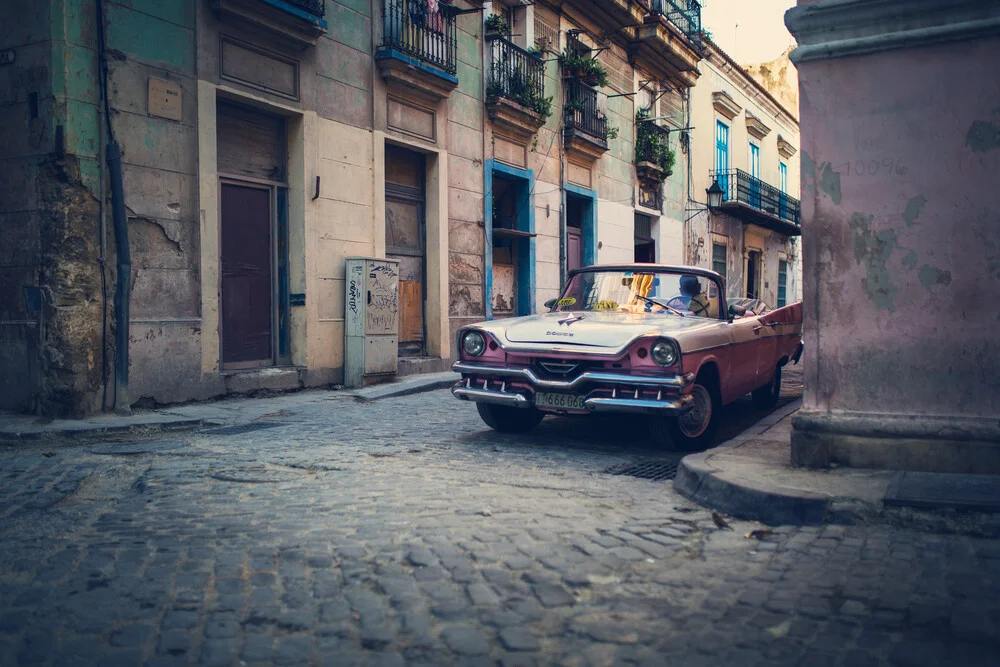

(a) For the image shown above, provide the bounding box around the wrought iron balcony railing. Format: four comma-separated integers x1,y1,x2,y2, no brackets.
635,121,670,164
487,35,546,115
564,78,607,142
650,0,703,48
380,0,457,74
712,168,801,227
282,0,326,18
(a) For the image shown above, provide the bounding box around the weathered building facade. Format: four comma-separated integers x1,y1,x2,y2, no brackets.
3,0,803,417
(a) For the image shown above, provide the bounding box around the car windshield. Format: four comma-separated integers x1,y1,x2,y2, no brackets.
553,269,721,319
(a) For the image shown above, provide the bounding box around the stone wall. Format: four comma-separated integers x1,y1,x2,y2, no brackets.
0,0,112,417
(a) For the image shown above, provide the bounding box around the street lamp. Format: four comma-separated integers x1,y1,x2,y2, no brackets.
706,180,724,210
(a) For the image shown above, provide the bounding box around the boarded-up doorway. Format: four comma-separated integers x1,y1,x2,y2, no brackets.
217,102,286,369
385,145,425,356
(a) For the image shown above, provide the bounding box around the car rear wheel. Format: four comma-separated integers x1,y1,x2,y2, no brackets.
650,381,721,451
476,402,545,433
752,364,782,409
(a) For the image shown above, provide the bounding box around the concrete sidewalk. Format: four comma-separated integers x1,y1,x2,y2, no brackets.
675,401,1000,531
0,371,459,442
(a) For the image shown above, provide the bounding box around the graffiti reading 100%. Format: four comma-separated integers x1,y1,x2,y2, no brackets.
834,158,908,177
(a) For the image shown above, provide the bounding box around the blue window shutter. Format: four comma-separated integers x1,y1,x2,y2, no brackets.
715,120,729,198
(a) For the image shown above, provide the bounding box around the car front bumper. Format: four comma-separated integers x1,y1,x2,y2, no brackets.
451,361,696,416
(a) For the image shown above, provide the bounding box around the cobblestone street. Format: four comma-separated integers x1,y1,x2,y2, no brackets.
1,372,998,666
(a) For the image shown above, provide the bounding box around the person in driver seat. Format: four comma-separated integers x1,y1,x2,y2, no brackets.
678,275,710,316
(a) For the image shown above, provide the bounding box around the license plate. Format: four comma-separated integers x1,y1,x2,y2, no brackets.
534,392,587,410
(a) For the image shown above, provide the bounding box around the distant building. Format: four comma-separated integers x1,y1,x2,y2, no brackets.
687,38,802,310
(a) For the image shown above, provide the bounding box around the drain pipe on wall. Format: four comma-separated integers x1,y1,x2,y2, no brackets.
97,0,131,414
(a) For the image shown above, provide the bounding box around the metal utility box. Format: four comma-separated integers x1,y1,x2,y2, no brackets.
344,257,400,388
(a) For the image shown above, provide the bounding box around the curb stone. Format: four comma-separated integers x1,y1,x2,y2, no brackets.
0,372,459,444
673,399,840,526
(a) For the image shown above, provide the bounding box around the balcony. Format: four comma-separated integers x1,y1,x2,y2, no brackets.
563,79,609,160
210,0,328,48
376,0,458,100
649,0,703,49
560,0,647,35
712,169,801,236
632,0,703,87
486,35,548,139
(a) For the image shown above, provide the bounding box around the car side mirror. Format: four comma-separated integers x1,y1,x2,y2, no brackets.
728,304,746,320
544,298,558,310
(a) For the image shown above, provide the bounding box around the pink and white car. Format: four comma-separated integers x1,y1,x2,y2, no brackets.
452,264,803,450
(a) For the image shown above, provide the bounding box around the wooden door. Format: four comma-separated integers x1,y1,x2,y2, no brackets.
221,183,272,367
567,227,583,273
385,145,425,356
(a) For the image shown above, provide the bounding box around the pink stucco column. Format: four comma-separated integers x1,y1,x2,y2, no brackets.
785,0,1000,473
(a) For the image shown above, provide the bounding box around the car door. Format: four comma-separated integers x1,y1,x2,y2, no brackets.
753,315,779,388
724,313,762,402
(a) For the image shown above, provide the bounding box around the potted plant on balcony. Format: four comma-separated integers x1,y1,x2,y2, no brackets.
484,13,511,39
558,49,609,88
578,58,609,88
634,108,675,184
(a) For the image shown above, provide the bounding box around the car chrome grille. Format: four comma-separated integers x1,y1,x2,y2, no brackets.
537,360,579,375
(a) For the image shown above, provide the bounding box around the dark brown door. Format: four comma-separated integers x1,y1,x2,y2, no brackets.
747,250,761,299
221,183,272,367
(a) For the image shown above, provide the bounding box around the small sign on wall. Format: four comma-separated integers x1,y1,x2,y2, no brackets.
148,77,182,121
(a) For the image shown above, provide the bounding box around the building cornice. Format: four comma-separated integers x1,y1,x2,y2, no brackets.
711,90,742,120
786,0,1000,64
777,135,797,159
745,112,772,140
703,38,798,129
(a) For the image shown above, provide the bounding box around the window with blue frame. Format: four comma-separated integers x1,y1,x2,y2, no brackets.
779,161,788,220
715,120,729,198
748,142,761,208
777,258,788,308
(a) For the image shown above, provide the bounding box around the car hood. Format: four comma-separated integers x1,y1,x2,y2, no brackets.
495,311,715,349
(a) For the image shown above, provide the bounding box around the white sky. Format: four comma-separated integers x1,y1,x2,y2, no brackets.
700,0,797,64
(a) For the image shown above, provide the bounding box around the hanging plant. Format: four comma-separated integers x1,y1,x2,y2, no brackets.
635,108,675,181
484,13,512,39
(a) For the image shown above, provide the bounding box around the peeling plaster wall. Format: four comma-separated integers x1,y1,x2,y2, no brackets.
743,47,799,117
448,9,487,352
798,36,1000,418
106,0,203,406
0,0,112,416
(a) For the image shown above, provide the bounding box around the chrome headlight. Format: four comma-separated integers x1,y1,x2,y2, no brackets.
462,331,486,357
650,339,678,367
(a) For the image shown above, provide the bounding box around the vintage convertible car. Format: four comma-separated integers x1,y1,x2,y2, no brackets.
451,264,803,450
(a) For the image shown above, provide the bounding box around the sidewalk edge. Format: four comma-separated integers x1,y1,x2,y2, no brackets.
674,399,833,526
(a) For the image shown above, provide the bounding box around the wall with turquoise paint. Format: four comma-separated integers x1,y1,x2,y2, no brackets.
102,0,204,405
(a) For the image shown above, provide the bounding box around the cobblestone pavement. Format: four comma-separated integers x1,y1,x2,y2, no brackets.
1,368,998,666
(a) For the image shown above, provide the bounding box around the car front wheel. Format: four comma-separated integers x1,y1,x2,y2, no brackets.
650,381,721,451
476,402,545,433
